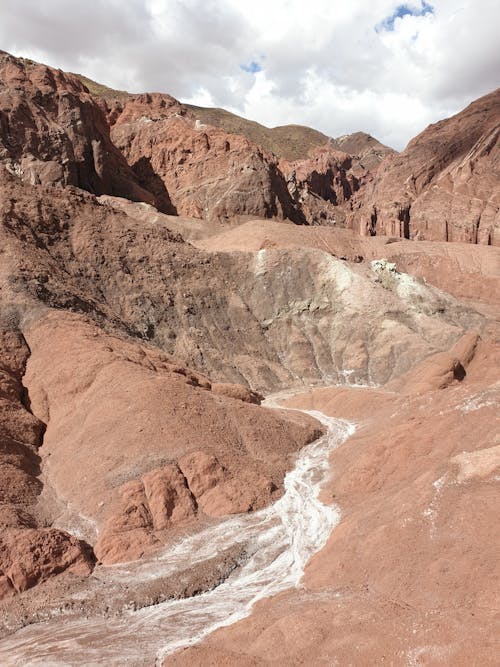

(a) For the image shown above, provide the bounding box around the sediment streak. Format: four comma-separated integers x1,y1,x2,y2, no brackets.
0,409,354,666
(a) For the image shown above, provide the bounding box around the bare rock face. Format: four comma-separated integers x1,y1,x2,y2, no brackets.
109,94,304,222
195,472,276,518
279,135,394,226
143,465,197,529
0,326,95,599
0,328,41,508
179,451,226,499
331,131,394,169
94,464,199,564
21,310,321,565
0,168,486,393
281,146,359,226
0,51,153,204
0,529,94,595
350,88,500,245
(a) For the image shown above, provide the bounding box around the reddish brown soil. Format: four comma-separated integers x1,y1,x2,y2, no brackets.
167,335,500,666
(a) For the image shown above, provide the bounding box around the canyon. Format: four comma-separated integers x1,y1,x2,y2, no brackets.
0,49,498,665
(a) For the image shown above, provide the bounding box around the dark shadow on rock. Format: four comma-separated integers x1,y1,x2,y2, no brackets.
269,164,307,225
132,157,177,215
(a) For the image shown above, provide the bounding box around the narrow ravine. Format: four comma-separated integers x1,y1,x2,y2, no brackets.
0,408,354,667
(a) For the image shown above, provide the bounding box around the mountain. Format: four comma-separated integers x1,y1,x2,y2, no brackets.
0,51,499,667
185,104,332,161
71,72,378,162
72,70,394,223
3,53,498,243
350,88,500,245
0,51,152,203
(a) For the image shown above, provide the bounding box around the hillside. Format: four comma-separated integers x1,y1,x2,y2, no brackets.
0,50,499,667
185,104,333,160
71,72,129,101
350,88,500,244
72,71,390,162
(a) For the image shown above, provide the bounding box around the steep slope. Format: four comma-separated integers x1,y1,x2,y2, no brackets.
350,88,500,245
71,68,392,224
185,104,331,161
1,168,485,392
0,51,154,205
70,72,129,101
20,310,320,567
191,216,500,306
72,71,391,164
332,130,393,163
108,93,304,222
0,325,95,599
0,165,326,591
8,54,498,244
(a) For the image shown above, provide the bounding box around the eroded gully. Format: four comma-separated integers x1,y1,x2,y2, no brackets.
0,400,355,666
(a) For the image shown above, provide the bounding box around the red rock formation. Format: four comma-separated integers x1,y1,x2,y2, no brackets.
0,327,94,599
0,49,498,638
21,311,321,565
0,51,153,204
280,135,394,225
350,88,500,245
281,146,361,225
169,334,500,666
0,329,43,518
108,93,303,223
0,529,94,597
0,52,311,224
331,131,394,170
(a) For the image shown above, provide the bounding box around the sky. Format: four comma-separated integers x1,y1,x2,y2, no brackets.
1,0,499,150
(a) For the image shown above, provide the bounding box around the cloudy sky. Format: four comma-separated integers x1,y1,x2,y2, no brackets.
1,0,499,149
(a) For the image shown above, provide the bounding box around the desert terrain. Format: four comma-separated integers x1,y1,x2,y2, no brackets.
0,50,498,665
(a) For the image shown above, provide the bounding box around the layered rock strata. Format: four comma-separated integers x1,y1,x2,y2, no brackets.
349,89,500,245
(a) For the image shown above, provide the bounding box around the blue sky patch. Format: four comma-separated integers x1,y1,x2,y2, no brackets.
240,61,262,74
376,1,434,32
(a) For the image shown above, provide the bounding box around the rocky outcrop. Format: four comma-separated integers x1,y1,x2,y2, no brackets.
281,146,361,225
0,51,355,226
280,136,394,225
0,51,153,204
3,50,497,248
331,131,394,170
21,311,321,565
0,529,94,597
94,464,198,564
0,168,486,392
0,329,42,507
350,88,500,245
109,94,304,222
0,161,489,580
0,326,95,599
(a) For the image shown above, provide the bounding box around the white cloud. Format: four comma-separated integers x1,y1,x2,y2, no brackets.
0,0,498,149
